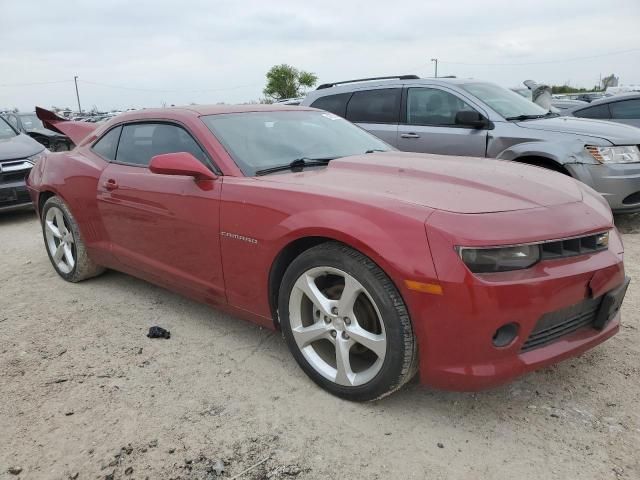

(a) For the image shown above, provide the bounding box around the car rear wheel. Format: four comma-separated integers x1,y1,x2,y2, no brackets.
41,196,105,282
278,242,417,401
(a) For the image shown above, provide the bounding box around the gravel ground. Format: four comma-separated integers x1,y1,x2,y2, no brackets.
1,210,639,480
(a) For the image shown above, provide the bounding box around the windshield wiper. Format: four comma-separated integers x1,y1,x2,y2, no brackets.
505,114,547,121
506,111,558,121
365,149,387,153
254,157,335,176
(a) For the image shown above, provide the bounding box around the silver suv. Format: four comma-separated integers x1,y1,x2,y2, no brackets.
300,75,640,213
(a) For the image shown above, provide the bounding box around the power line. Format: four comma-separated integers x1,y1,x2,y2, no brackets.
0,80,72,87
78,80,261,93
434,48,640,67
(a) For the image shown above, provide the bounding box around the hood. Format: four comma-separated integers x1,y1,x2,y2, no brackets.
262,152,584,214
0,133,44,161
517,116,640,145
36,106,97,144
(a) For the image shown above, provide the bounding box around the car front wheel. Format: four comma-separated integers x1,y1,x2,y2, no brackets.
279,242,417,401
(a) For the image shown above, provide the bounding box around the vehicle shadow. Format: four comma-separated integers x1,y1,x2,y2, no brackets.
0,208,37,226
89,268,618,420
614,212,640,234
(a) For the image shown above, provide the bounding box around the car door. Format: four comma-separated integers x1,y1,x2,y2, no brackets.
96,121,225,303
397,87,488,156
344,88,401,147
609,99,640,128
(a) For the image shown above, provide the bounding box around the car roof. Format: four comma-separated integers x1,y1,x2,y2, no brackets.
302,76,486,100
107,104,316,124
113,103,313,121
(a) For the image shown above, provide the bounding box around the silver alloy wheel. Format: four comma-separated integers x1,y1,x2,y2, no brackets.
44,206,76,274
288,266,387,387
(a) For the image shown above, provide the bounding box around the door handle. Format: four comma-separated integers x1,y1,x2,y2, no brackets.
103,179,118,191
401,133,421,139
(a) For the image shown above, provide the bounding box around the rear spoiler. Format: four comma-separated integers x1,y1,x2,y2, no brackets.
35,106,99,145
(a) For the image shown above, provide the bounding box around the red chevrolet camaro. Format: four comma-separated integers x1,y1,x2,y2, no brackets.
28,105,629,401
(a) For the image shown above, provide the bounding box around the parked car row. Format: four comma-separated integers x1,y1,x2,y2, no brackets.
300,75,640,213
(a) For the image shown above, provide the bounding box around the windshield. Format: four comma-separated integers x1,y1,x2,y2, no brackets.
0,117,17,139
202,110,392,176
461,82,548,119
19,114,44,129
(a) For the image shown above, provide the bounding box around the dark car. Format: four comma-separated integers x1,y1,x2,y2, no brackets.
3,112,72,151
565,93,640,129
0,116,45,212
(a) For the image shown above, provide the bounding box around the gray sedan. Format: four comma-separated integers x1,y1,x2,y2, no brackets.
565,93,640,129
301,76,640,213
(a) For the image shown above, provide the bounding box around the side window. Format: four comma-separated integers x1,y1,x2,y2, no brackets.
310,93,352,117
610,99,640,119
346,89,401,124
91,126,122,160
406,88,477,126
573,104,610,119
115,123,207,167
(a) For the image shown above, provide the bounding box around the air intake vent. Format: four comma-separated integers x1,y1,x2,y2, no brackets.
540,232,609,260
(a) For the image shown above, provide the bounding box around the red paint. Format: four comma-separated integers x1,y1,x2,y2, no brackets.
28,104,626,391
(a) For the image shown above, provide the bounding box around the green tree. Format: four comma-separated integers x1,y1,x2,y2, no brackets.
263,64,318,101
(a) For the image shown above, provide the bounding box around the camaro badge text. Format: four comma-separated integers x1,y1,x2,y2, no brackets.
220,231,258,244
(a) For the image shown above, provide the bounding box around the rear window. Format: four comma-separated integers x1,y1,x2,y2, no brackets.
573,104,610,119
310,93,352,117
345,89,401,124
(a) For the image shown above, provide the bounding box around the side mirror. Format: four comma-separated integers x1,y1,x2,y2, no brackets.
455,111,490,129
149,152,217,181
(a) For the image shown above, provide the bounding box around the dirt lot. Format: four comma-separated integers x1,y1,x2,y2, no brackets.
1,210,639,480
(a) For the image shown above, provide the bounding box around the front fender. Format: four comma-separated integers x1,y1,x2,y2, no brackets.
496,139,599,166
218,179,439,321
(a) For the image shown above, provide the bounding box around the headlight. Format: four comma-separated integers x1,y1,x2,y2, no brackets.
26,150,47,165
458,244,541,273
586,145,640,164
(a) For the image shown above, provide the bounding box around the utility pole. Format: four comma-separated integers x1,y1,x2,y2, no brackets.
431,58,438,78
74,76,82,113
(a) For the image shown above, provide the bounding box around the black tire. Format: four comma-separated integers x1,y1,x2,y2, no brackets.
278,242,417,401
41,196,105,282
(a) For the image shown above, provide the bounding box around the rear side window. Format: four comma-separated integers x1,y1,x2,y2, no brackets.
346,89,401,124
115,123,207,167
573,104,610,119
310,93,352,117
610,99,640,119
91,126,122,160
406,88,477,126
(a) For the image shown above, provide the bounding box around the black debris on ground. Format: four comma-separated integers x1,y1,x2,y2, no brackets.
147,326,171,339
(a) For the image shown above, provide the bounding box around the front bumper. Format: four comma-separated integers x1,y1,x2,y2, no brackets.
569,162,640,213
0,171,33,212
404,206,625,391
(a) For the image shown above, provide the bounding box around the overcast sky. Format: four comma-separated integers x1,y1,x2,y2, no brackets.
1,0,639,111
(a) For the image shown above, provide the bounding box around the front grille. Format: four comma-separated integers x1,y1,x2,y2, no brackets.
521,297,602,352
0,170,29,183
539,232,608,260
0,159,32,185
